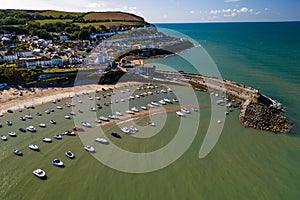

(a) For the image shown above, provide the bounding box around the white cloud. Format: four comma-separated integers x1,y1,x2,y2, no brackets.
224,0,240,2
237,7,248,13
210,7,252,15
264,8,269,11
224,13,237,17
189,10,195,14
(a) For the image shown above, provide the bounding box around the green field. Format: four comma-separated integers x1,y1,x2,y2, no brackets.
40,10,83,18
34,19,73,25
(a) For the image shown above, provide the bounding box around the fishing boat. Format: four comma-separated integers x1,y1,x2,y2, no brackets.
109,114,118,119
33,169,46,178
121,99,125,102
1,135,7,141
42,138,52,143
111,132,121,138
95,137,109,144
121,127,130,134
96,96,101,100
147,91,153,95
81,121,92,127
29,144,39,151
116,111,123,116
65,130,76,136
163,97,172,103
65,151,75,159
141,106,148,110
129,96,135,100
54,134,62,139
159,100,166,105
148,122,155,126
19,127,26,132
70,111,76,115
135,95,140,98
64,115,71,119
25,114,33,119
151,101,159,106
14,149,23,156
45,110,51,114
6,121,13,126
131,107,139,112
26,125,36,132
99,116,109,121
125,110,135,114
161,89,167,93
20,116,26,121
176,111,185,117
95,119,102,124
56,106,63,109
84,146,95,152
129,126,138,133
52,159,64,167
50,119,56,124
78,100,83,104
8,132,16,137
39,123,46,128
36,112,42,116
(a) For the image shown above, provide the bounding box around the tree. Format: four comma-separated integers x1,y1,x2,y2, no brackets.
78,29,90,40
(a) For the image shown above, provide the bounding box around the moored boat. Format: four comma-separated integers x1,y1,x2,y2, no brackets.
29,144,39,151
50,119,56,124
26,125,36,132
100,116,109,121
42,138,52,143
54,134,62,139
39,123,46,128
1,135,7,141
176,111,185,117
33,169,46,179
81,121,92,127
84,146,95,152
65,151,75,159
111,132,122,138
95,137,109,144
8,132,16,137
52,159,64,167
14,149,23,156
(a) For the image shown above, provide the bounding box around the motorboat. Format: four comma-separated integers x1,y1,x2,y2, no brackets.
65,151,75,159
64,115,71,119
25,114,33,119
0,113,3,117
81,121,92,127
95,137,109,144
148,122,155,126
164,97,172,103
129,96,135,100
161,89,167,93
6,121,13,126
39,123,46,128
42,138,52,143
147,91,153,95
73,127,84,131
1,135,7,141
172,98,179,102
33,169,46,178
78,110,84,113
0,123,2,128
56,106,63,109
51,99,56,104
151,101,159,106
116,111,123,116
121,127,130,134
54,134,62,139
36,112,42,116
20,116,26,121
176,111,185,117
70,111,76,115
96,103,102,109
96,96,101,100
125,110,135,114
111,132,121,138
52,159,64,167
50,119,56,124
19,127,26,133
99,116,109,122
29,144,39,151
181,108,191,114
141,106,148,110
45,110,51,114
95,119,102,124
159,100,166,105
135,95,140,98
78,100,83,104
65,130,76,136
217,120,222,124
89,107,96,112
167,88,172,92
84,146,95,152
7,109,13,113
109,114,118,119
147,104,155,108
131,107,139,112
14,149,23,156
8,132,16,137
19,109,23,112
26,125,36,132
129,126,138,133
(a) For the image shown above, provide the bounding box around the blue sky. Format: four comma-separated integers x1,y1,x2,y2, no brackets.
2,0,300,22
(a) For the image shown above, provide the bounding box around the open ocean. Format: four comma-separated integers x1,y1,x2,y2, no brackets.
0,22,299,200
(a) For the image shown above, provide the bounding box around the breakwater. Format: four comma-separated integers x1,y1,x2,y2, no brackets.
154,70,293,133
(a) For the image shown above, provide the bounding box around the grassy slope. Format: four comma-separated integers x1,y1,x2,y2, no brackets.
83,11,145,22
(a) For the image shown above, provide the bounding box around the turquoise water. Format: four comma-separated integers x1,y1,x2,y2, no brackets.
153,22,300,133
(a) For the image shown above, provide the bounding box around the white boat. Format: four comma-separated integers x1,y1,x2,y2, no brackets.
29,144,39,151
8,132,16,137
89,107,96,112
0,113,3,117
176,111,185,117
95,119,102,124
173,98,179,102
65,151,75,159
159,100,166,105
147,104,155,108
161,89,167,93
6,121,13,126
52,159,64,167
217,120,222,124
14,149,23,156
56,106,63,109
70,111,76,115
129,126,138,133
121,127,130,134
99,116,109,121
135,95,140,98
54,134,62,139
116,111,123,116
64,131,76,136
84,146,95,152
50,119,56,124
148,122,155,126
147,91,153,95
121,99,125,102
25,114,33,119
64,115,71,119
81,121,92,127
78,100,83,104
129,96,135,100
20,116,26,121
109,114,118,119
181,108,191,114
131,107,139,112
141,106,148,110
39,123,46,128
33,169,46,178
42,138,52,143
26,125,36,132
125,110,135,114
96,96,101,100
45,110,51,114
164,97,172,103
1,135,7,141
151,101,159,106
95,137,109,144
167,88,172,92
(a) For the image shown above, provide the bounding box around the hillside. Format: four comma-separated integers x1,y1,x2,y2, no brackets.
0,9,149,29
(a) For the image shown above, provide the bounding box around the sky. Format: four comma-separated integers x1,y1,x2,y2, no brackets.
1,0,300,23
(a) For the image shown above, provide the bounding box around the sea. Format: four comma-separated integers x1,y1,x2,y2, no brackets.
0,22,299,200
